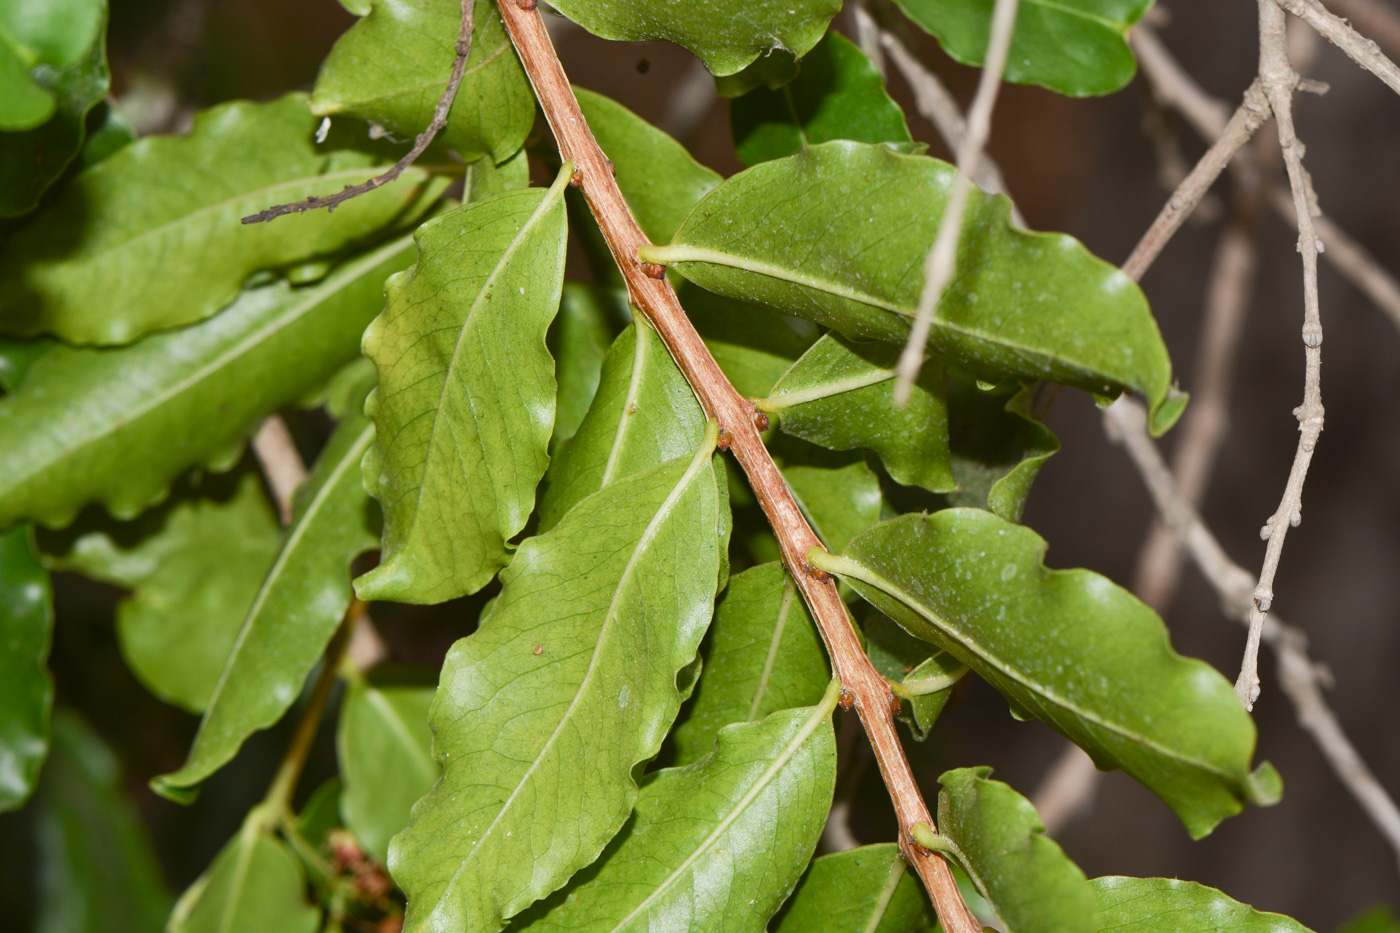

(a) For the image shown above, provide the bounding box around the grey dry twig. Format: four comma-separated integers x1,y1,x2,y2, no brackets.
242,0,477,224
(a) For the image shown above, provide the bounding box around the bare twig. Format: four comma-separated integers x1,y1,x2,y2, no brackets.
1321,0,1400,59
1105,400,1400,870
496,6,981,930
1233,0,1327,710
894,0,1020,403
1132,25,1400,333
876,27,1024,225
242,0,476,225
1121,79,1271,280
1033,744,1102,836
852,2,887,78
252,415,308,524
1134,198,1261,610
1276,0,1400,96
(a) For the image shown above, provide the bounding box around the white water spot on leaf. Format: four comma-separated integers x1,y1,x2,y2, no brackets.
1001,563,1018,582
618,685,631,709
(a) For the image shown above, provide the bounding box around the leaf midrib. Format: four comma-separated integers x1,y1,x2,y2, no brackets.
364,685,437,782
648,243,1119,389
437,438,716,910
600,322,653,489
835,554,1235,783
1,236,411,501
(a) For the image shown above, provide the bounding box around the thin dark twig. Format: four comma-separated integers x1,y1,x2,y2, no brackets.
242,0,476,225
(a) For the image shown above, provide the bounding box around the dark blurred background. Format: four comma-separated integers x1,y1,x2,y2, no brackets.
3,0,1397,929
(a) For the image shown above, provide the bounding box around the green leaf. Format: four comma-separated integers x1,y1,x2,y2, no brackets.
671,562,829,765
114,476,283,713
576,87,721,243
338,668,438,864
538,320,705,532
548,284,628,448
0,335,54,391
74,99,136,169
763,334,955,492
465,146,530,200
39,465,284,712
0,93,445,345
0,233,415,529
168,818,321,933
1338,907,1400,933
863,611,965,740
547,0,840,77
0,524,53,811
356,171,570,604
772,843,936,933
892,0,1153,97
1090,876,1316,932
390,435,727,933
816,509,1282,838
36,464,279,590
944,380,1057,522
641,142,1184,435
513,687,839,933
311,0,533,165
686,284,816,400
155,407,380,799
732,32,913,167
34,711,172,933
0,0,109,217
0,0,103,129
935,766,1096,933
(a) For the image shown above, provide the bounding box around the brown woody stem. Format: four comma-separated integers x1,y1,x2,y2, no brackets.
496,5,979,931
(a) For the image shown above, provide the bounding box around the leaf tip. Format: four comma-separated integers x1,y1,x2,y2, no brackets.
1246,760,1283,807
1148,385,1189,437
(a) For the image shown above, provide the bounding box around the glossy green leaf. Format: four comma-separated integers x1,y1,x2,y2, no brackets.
74,99,136,168
642,143,1184,435
863,611,965,740
944,380,1057,522
338,668,438,864
576,87,721,243
0,93,444,345
296,778,344,852
0,0,102,129
732,32,913,167
34,711,172,933
1090,876,1316,932
713,49,801,99
356,172,570,605
686,284,816,399
892,0,1153,97
311,0,533,165
513,687,839,933
0,233,414,529
390,437,726,933
0,0,109,217
936,766,1095,933
0,524,53,811
168,819,320,933
763,333,955,492
36,466,280,710
549,284,628,448
773,843,936,933
671,562,829,765
117,507,281,713
547,0,840,77
155,408,380,799
817,509,1282,838
538,320,705,532
465,146,530,201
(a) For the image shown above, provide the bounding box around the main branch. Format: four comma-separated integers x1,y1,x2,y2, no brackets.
496,5,979,931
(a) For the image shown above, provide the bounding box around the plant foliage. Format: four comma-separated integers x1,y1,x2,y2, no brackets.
0,1,1328,931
